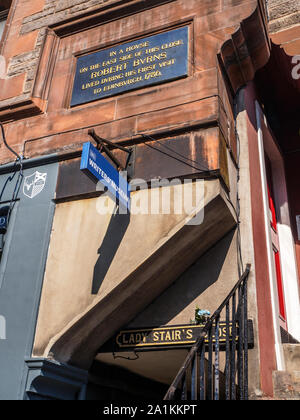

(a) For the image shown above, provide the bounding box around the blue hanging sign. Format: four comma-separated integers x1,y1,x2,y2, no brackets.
80,142,130,210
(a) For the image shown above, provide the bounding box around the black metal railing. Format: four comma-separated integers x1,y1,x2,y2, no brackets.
164,264,251,401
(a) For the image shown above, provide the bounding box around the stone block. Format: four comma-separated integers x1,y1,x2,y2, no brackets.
273,370,300,400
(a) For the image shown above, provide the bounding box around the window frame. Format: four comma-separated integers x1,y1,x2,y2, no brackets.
0,6,11,51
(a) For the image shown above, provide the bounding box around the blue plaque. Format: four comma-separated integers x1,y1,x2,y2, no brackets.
80,142,130,210
71,26,189,106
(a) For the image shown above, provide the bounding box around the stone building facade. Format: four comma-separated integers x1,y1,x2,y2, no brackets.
0,0,299,400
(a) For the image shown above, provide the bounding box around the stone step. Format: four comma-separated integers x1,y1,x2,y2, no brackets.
283,344,300,372
273,370,300,400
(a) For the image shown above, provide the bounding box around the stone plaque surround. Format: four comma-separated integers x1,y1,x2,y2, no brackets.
44,17,196,121
70,26,190,106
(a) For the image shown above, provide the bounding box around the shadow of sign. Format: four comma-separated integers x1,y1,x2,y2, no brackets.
92,211,130,294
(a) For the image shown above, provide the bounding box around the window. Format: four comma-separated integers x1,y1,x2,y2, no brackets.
0,14,7,41
0,1,12,41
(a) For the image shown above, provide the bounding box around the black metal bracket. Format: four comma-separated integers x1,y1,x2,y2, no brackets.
88,129,133,173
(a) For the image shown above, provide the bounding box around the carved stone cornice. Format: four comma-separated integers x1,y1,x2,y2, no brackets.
218,1,271,94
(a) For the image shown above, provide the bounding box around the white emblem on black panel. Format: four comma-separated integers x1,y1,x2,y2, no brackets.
23,171,47,199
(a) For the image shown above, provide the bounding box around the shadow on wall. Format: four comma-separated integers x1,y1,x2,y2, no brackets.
128,229,235,327
92,210,130,294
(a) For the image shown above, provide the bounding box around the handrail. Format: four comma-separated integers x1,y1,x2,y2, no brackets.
164,264,251,400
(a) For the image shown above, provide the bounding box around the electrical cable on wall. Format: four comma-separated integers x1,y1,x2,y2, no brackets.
138,133,211,173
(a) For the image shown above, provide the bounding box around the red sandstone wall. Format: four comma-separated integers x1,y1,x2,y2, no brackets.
0,0,262,167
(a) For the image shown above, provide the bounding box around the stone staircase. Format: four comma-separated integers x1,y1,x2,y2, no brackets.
273,344,300,400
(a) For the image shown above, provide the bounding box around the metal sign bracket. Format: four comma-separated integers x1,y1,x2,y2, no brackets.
88,129,134,179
